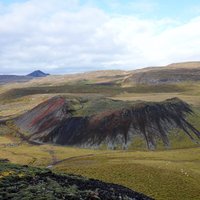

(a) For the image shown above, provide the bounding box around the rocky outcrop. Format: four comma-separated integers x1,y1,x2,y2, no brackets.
15,96,200,149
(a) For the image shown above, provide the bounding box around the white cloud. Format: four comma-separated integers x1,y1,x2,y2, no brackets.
0,0,200,74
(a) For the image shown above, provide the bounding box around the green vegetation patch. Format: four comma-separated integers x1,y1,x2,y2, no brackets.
0,83,185,103
0,162,151,200
74,98,134,116
55,148,200,200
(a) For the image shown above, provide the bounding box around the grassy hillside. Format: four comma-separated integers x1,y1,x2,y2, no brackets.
55,147,200,200
0,161,152,200
0,135,199,200
0,83,186,103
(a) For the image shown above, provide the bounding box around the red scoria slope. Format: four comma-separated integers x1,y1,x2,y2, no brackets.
15,96,71,138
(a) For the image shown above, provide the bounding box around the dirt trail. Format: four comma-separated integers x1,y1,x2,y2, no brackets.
46,153,94,168
46,150,125,168
48,148,58,164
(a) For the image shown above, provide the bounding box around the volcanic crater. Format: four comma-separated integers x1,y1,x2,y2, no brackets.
14,96,200,149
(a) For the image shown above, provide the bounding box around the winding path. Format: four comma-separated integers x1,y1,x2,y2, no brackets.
46,153,94,168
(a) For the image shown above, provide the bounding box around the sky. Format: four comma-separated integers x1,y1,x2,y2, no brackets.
0,0,200,74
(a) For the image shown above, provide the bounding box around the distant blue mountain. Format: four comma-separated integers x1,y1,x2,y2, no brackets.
27,70,49,77
0,70,50,85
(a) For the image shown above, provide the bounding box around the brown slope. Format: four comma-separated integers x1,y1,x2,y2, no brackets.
167,61,200,69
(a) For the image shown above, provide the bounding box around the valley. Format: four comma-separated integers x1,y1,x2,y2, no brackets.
0,135,199,200
1,62,200,200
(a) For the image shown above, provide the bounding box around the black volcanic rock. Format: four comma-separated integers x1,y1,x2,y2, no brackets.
27,70,49,77
0,162,153,200
14,96,200,149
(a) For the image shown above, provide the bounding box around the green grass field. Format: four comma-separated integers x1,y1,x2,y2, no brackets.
55,147,200,200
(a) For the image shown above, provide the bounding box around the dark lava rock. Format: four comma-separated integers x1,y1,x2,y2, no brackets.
0,162,153,200
0,159,9,163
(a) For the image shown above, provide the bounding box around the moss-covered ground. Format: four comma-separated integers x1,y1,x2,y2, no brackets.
0,161,153,200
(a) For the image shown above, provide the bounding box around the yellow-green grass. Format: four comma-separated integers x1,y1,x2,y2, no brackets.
0,92,105,118
0,135,108,166
54,148,200,200
0,134,199,200
0,94,56,117
112,92,200,106
114,82,200,106
0,136,14,145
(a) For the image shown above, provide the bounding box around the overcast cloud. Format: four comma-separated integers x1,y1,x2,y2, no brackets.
0,0,200,74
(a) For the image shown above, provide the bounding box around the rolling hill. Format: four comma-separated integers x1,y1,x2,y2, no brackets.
124,61,200,85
